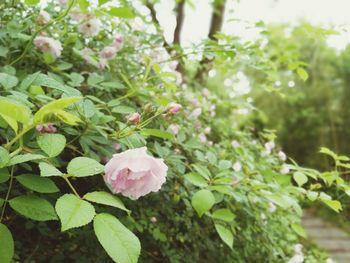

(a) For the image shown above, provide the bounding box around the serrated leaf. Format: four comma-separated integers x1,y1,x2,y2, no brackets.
192,164,211,180
184,172,208,187
34,97,82,124
84,191,130,213
93,213,141,263
33,73,81,96
9,195,57,221
67,157,104,177
39,162,63,177
215,224,234,248
0,97,32,124
16,174,59,193
0,168,10,183
0,147,10,168
8,154,46,166
191,189,215,217
0,223,14,263
322,199,342,212
37,134,66,157
55,194,95,231
0,73,18,89
293,172,308,186
291,223,307,238
212,208,235,222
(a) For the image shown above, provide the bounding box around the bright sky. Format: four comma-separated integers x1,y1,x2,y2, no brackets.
156,0,350,49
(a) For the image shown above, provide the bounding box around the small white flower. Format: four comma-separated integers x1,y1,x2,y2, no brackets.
326,258,334,263
280,165,290,174
168,124,180,135
198,133,207,143
189,108,202,119
78,18,101,37
231,140,240,148
264,141,275,153
34,36,62,58
233,161,242,172
204,127,211,134
37,10,50,25
288,254,304,263
268,202,276,213
294,244,303,254
278,151,287,161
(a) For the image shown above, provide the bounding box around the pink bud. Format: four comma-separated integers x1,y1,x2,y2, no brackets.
167,102,182,114
127,112,141,125
113,33,124,51
113,143,121,151
36,123,57,134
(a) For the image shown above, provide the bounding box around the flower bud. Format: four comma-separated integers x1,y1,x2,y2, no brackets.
167,102,182,114
127,112,141,125
150,217,157,224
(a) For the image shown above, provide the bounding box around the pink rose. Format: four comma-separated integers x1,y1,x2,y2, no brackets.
127,112,141,124
100,46,117,60
78,18,101,37
34,36,62,58
104,147,168,199
167,102,182,114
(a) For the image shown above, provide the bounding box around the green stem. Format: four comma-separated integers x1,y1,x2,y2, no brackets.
9,0,76,66
62,175,80,198
0,167,15,223
4,124,35,150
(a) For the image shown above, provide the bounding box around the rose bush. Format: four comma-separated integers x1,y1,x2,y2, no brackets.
0,0,348,263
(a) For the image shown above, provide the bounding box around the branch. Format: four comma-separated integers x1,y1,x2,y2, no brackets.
173,0,185,45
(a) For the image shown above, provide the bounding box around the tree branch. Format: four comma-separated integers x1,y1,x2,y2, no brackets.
173,0,185,45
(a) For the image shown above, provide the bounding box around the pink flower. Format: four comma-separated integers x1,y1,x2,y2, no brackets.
113,33,124,50
78,18,101,37
36,123,57,134
37,10,51,25
100,46,117,60
104,147,168,199
97,58,107,70
198,133,207,143
167,102,182,114
34,36,62,58
127,112,141,125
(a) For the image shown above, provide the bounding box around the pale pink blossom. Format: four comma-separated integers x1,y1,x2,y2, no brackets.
37,10,51,25
100,46,117,60
278,150,287,161
198,133,207,143
127,112,141,125
189,108,202,119
104,147,168,199
34,36,62,58
113,143,121,151
167,102,182,114
36,123,57,134
113,33,124,51
204,127,211,134
280,165,290,174
231,140,240,148
168,124,180,135
233,161,242,172
78,18,101,37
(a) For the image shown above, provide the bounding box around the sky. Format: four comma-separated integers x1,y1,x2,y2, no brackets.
155,0,350,49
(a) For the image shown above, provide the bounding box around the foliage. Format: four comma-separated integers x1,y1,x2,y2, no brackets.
0,1,347,262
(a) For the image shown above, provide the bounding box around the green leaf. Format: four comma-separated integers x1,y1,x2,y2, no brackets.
212,208,235,222
39,162,63,177
54,109,82,125
297,67,309,81
83,191,130,213
215,224,234,248
140,129,174,139
0,114,18,133
192,164,211,180
78,0,89,11
106,7,135,18
322,199,342,212
16,174,59,193
33,73,81,96
191,189,215,217
55,194,95,231
218,160,232,170
93,213,141,263
24,0,40,5
0,147,10,168
293,172,308,186
184,172,208,187
0,223,14,263
8,154,45,166
0,46,9,57
9,195,57,221
37,134,66,157
67,157,104,177
319,147,338,160
0,73,18,89
0,97,32,124
0,168,10,183
291,223,307,238
34,97,82,124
